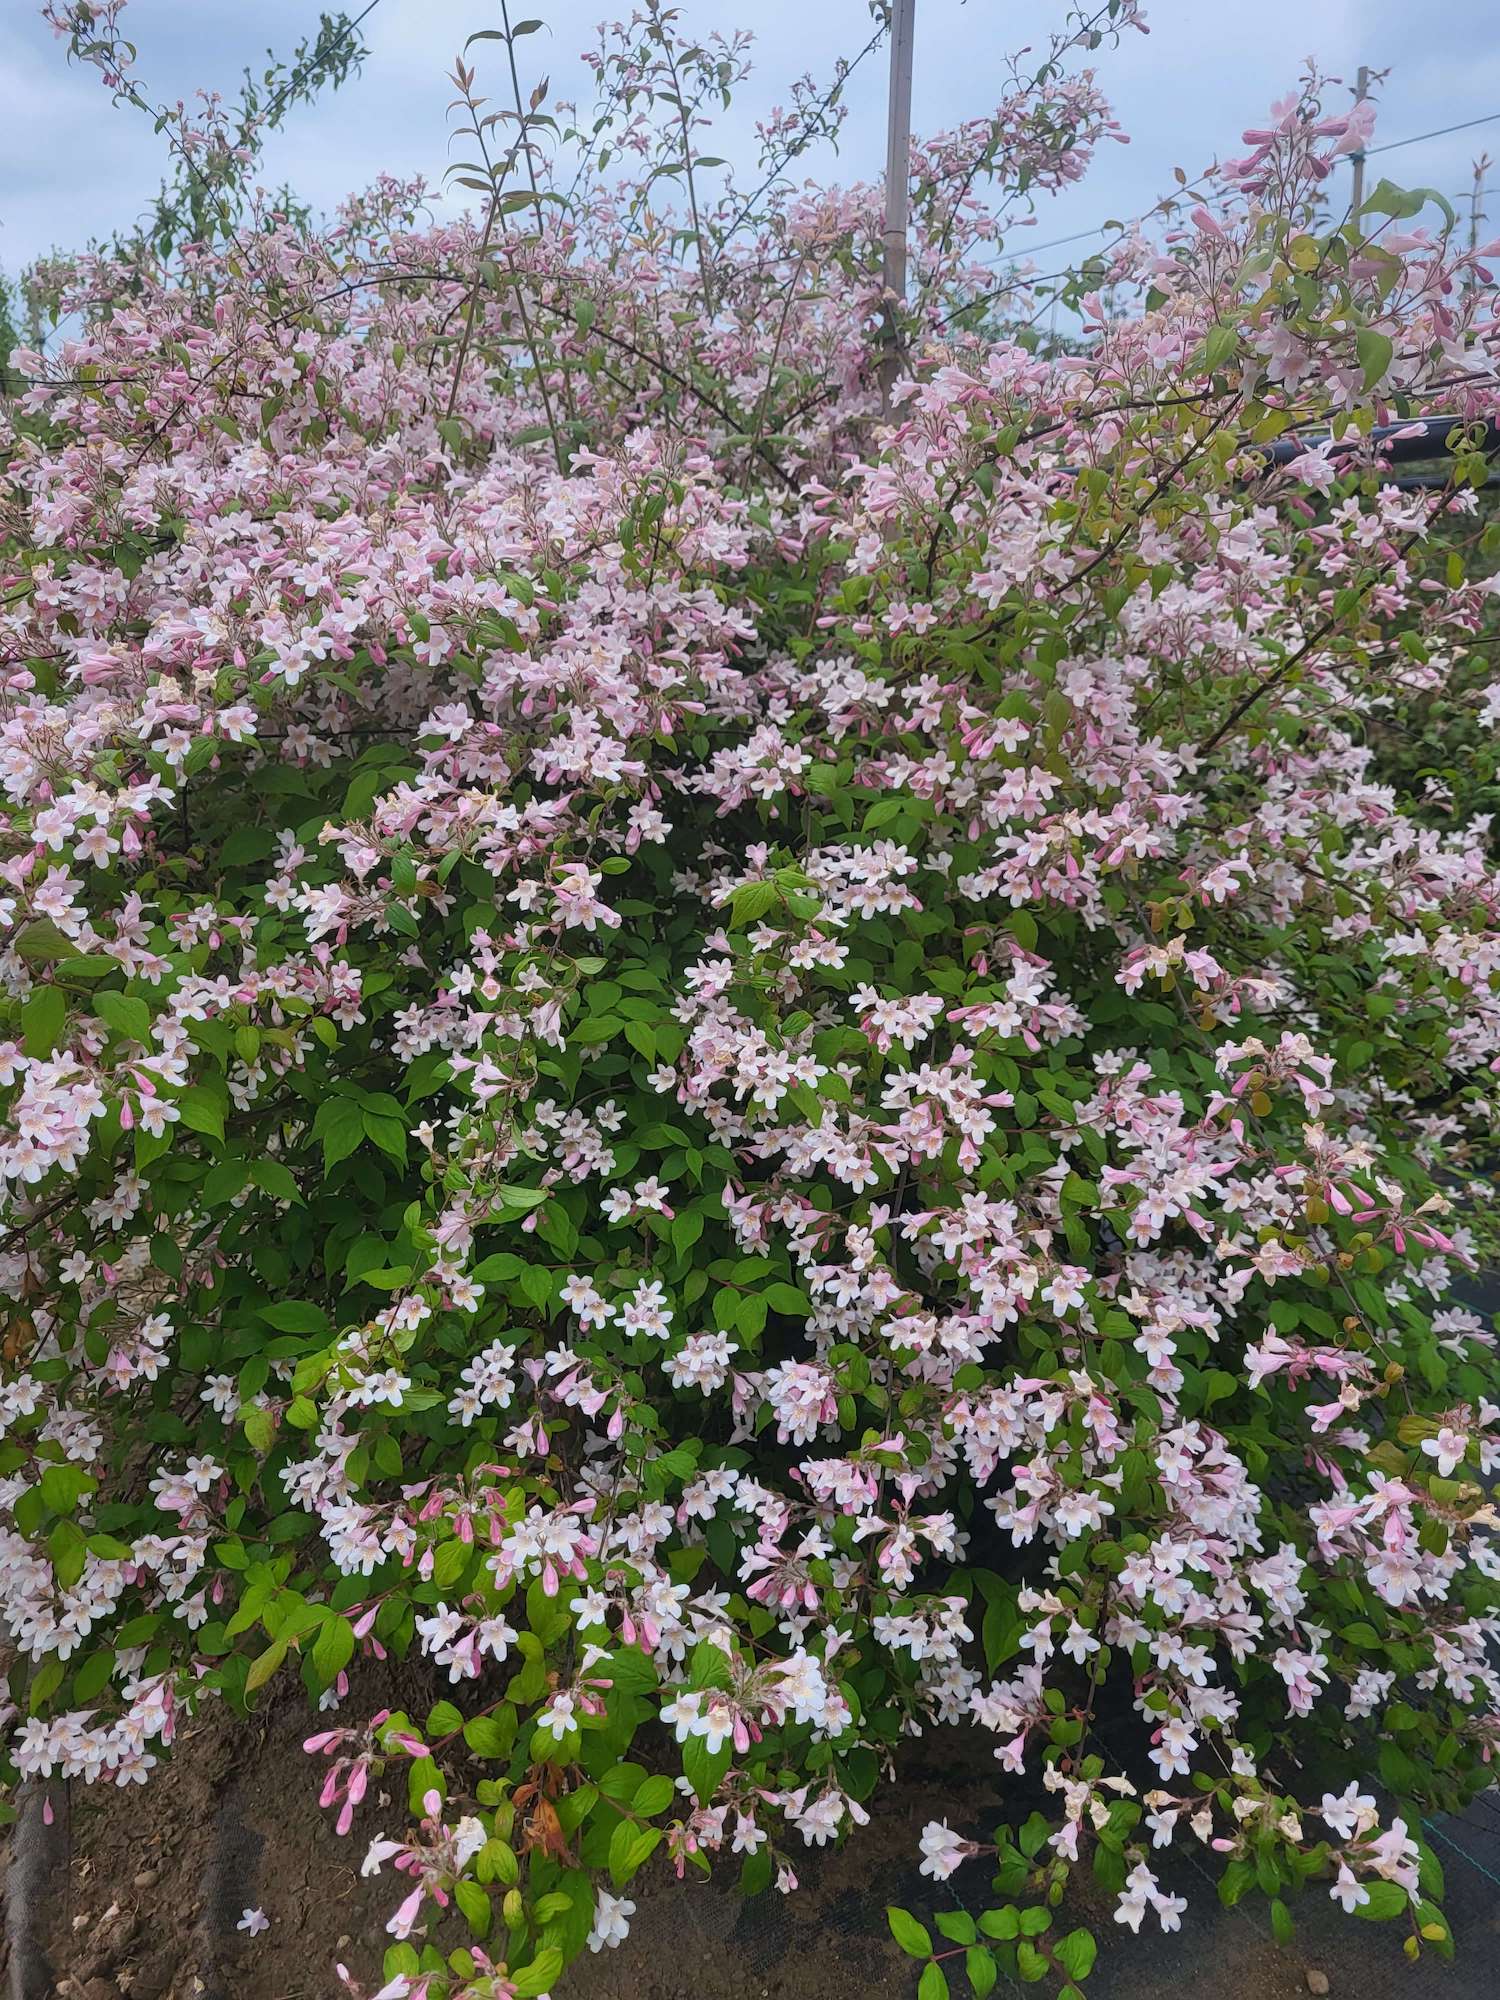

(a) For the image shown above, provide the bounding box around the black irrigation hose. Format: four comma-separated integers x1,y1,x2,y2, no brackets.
1262,415,1500,465
1053,415,1500,490
1385,470,1500,488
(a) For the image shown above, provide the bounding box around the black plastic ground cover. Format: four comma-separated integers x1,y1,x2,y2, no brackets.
570,1779,1500,2000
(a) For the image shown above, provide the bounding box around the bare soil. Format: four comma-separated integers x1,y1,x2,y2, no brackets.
4,1685,1494,2000
10,1689,394,2000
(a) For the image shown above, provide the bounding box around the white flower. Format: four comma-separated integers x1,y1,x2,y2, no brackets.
537,1691,577,1739
1114,1861,1160,1933
587,1889,635,1951
918,1820,971,1881
1330,1864,1370,1913
1421,1426,1468,1477
1060,1620,1100,1664
237,1907,271,1936
1154,1890,1186,1932
1320,1782,1377,1842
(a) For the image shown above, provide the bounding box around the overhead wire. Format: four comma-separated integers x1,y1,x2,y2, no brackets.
1365,109,1500,159
942,102,1500,326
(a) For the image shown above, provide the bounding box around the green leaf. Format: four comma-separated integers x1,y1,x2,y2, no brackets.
71,1647,117,1703
1355,328,1393,391
511,1949,563,1998
355,1266,412,1292
764,1283,811,1316
250,1159,302,1203
728,880,778,928
245,1637,288,1691
49,1518,86,1588
202,1159,252,1208
624,1019,657,1062
609,1816,663,1886
14,918,80,962
86,1533,133,1559
687,1639,733,1691
242,1406,275,1454
863,796,910,828
1362,178,1456,228
40,1463,93,1513
1203,321,1240,370
221,825,276,865
454,1875,490,1936
682,1728,731,1803
407,1754,444,1817
671,1208,704,1257
363,1111,407,1163
888,1907,933,1958
20,985,67,1058
936,1911,977,1944
313,1617,355,1683
624,1825,663,1875
1055,1929,1096,1979
315,1096,366,1168
463,1711,516,1758
982,1589,1021,1671
469,1252,523,1282
966,1947,998,1998
1355,1880,1409,1921
496,1184,550,1214
434,1540,473,1590
572,1015,622,1045
259,1301,329,1334
633,1774,675,1816
1016,1940,1048,1983
94,990,152,1044
918,1964,950,2000
594,1764,644,1805
177,1085,225,1140
29,1657,65,1710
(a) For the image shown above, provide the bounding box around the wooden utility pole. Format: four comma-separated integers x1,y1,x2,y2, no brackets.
882,0,917,304
1350,64,1370,219
880,0,916,403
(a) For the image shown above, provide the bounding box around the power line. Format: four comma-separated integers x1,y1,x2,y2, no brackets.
944,103,1500,325
1367,109,1500,159
1010,220,1116,259
1034,106,1500,258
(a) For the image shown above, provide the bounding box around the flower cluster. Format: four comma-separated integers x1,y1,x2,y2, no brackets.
4,5,1500,1998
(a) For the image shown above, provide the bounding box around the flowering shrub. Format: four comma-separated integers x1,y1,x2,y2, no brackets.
5,4,1500,1996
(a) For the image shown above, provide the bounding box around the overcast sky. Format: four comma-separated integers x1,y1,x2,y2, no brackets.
3,0,1500,284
